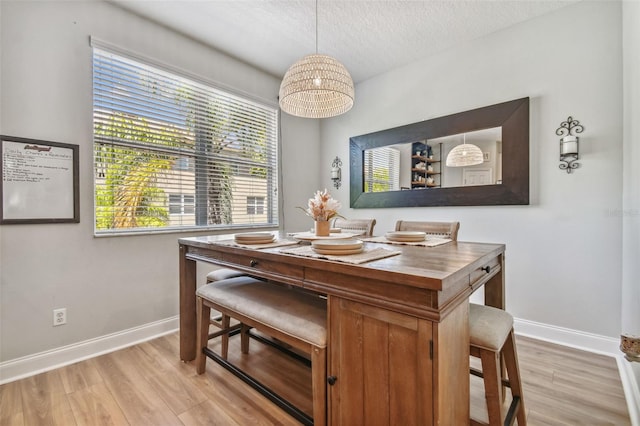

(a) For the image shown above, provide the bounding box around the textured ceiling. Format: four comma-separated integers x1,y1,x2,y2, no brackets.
110,0,579,83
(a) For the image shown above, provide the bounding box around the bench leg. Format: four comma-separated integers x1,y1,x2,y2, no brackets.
240,324,251,354
311,346,327,426
220,314,231,358
196,298,211,374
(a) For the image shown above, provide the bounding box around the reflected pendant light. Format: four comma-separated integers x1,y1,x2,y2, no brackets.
446,134,484,167
279,0,354,118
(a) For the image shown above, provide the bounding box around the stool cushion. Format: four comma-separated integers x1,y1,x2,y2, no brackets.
206,268,246,282
197,276,327,347
469,303,514,351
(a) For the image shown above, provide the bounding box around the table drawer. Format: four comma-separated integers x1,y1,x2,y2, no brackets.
469,255,501,290
222,252,304,279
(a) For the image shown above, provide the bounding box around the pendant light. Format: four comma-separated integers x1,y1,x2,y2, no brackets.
446,134,484,167
279,0,354,118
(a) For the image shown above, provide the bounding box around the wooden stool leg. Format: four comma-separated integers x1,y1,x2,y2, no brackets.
220,314,231,358
195,298,211,374
311,346,327,426
240,324,251,354
480,349,504,426
503,331,526,425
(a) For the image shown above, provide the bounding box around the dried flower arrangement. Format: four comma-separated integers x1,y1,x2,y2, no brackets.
298,188,342,222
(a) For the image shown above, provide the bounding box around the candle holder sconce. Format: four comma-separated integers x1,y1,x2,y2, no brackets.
556,116,584,173
331,156,342,189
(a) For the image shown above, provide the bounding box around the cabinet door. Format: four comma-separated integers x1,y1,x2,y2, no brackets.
328,297,433,426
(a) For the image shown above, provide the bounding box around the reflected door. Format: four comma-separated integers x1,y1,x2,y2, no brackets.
463,168,492,186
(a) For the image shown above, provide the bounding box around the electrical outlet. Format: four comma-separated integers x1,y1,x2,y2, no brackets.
53,308,67,326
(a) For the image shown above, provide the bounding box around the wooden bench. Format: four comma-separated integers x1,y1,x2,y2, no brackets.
195,276,327,425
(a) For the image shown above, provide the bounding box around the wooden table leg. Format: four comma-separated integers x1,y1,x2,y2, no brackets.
484,252,505,310
179,244,197,361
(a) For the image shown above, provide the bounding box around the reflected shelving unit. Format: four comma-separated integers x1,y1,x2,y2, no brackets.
411,141,442,189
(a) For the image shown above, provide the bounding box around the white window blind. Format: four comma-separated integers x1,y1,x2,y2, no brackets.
364,147,400,192
92,47,278,234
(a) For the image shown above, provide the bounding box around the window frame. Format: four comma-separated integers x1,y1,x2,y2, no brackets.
91,39,279,236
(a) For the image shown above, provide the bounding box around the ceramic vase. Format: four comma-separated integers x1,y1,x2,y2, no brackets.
314,220,330,236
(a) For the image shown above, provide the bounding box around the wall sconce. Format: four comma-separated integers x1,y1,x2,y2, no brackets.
331,156,342,189
556,116,584,173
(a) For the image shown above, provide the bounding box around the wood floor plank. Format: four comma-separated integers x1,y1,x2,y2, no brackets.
92,350,183,426
19,370,77,426
66,382,129,426
191,356,302,425
118,338,208,416
0,332,631,426
178,399,241,426
58,358,104,394
0,380,24,426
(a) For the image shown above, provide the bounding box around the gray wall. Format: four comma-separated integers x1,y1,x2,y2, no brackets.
0,0,318,362
321,1,626,338
622,0,640,393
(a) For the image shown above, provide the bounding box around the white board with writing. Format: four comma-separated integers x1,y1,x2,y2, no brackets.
1,136,79,223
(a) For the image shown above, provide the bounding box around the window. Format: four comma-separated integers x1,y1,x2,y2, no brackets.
246,196,265,215
169,194,195,215
364,147,400,192
92,44,278,234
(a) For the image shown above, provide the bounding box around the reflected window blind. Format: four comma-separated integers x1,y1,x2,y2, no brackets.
92,47,278,234
364,147,400,192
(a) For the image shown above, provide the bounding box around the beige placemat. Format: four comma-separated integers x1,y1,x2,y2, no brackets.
279,245,401,264
212,239,300,249
361,235,452,247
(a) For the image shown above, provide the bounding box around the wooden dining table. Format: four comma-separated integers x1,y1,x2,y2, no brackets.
178,232,505,425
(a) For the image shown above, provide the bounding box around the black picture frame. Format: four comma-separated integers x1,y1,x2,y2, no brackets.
1,135,80,224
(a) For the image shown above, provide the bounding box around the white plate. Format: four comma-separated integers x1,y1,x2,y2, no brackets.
293,232,356,241
312,238,363,251
235,238,275,245
235,232,274,239
235,235,275,241
312,247,364,255
385,231,426,242
234,232,275,244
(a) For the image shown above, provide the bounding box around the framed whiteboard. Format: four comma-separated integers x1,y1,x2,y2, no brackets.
1,135,79,224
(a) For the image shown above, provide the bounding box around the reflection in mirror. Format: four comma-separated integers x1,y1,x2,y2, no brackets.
364,127,502,192
350,97,529,208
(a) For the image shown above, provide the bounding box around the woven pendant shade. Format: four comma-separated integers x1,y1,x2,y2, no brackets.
279,54,355,119
446,142,484,167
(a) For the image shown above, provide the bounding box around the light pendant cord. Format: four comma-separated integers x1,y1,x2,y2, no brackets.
315,0,318,53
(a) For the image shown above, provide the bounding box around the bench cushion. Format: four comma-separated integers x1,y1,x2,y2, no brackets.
469,303,513,351
206,268,246,282
197,276,327,347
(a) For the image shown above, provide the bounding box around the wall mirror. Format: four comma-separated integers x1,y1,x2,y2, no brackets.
350,97,529,208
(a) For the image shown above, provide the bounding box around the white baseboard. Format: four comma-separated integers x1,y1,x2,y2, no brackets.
514,317,620,355
0,316,179,385
617,356,640,426
515,317,639,425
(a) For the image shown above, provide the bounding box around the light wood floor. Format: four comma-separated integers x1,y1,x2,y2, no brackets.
0,332,630,425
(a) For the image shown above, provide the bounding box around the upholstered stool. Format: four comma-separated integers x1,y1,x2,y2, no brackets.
196,276,327,425
469,303,526,426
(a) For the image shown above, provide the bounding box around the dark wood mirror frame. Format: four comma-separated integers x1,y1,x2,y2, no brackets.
350,97,529,208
